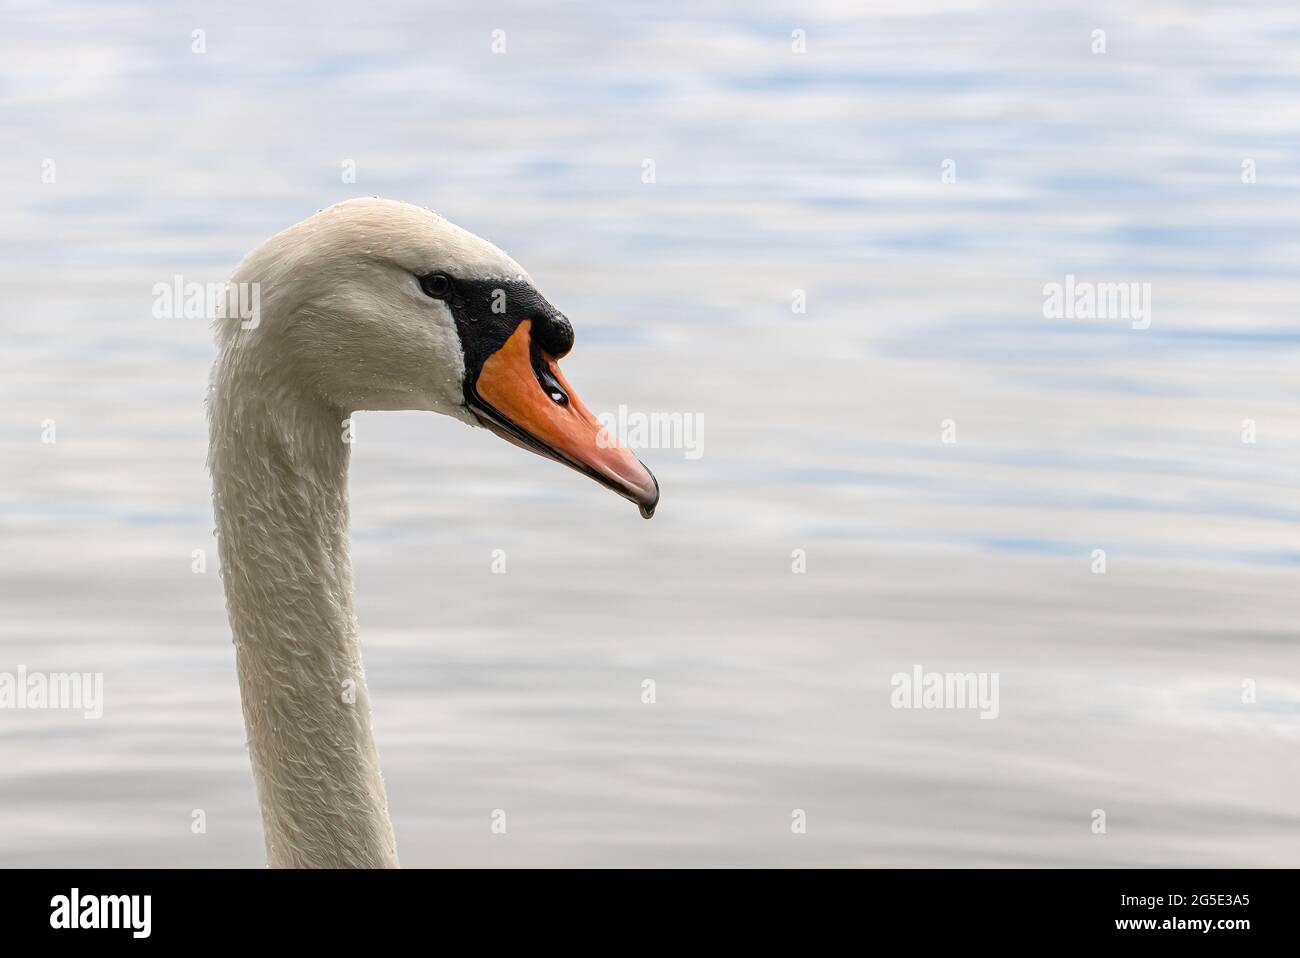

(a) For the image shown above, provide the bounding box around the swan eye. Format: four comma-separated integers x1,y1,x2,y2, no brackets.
420,273,452,299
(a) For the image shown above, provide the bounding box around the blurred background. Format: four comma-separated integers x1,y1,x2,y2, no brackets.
1,0,1297,866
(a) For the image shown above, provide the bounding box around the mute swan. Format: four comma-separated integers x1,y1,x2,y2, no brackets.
207,198,658,868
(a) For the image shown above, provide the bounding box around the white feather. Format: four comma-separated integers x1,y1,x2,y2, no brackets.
208,198,523,867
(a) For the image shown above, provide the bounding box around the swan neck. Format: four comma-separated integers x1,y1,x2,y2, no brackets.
209,383,398,868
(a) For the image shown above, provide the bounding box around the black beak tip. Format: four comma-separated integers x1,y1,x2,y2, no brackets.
636,468,660,520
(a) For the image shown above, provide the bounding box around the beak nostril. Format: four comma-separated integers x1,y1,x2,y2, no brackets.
542,377,569,406
529,333,570,406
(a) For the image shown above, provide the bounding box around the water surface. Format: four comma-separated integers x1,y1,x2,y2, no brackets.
0,0,1297,866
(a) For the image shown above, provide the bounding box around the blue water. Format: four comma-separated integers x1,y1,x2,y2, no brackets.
0,1,1297,866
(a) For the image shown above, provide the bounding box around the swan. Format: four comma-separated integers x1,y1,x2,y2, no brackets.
207,198,659,868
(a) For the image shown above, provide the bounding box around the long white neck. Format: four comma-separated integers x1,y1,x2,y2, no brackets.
208,372,399,868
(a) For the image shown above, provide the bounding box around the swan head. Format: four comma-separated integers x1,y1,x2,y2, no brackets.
221,197,659,517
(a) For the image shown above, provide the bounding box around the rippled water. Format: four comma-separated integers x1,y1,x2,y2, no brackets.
1,1,1298,866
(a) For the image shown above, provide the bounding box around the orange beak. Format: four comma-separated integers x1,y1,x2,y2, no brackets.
466,320,660,518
